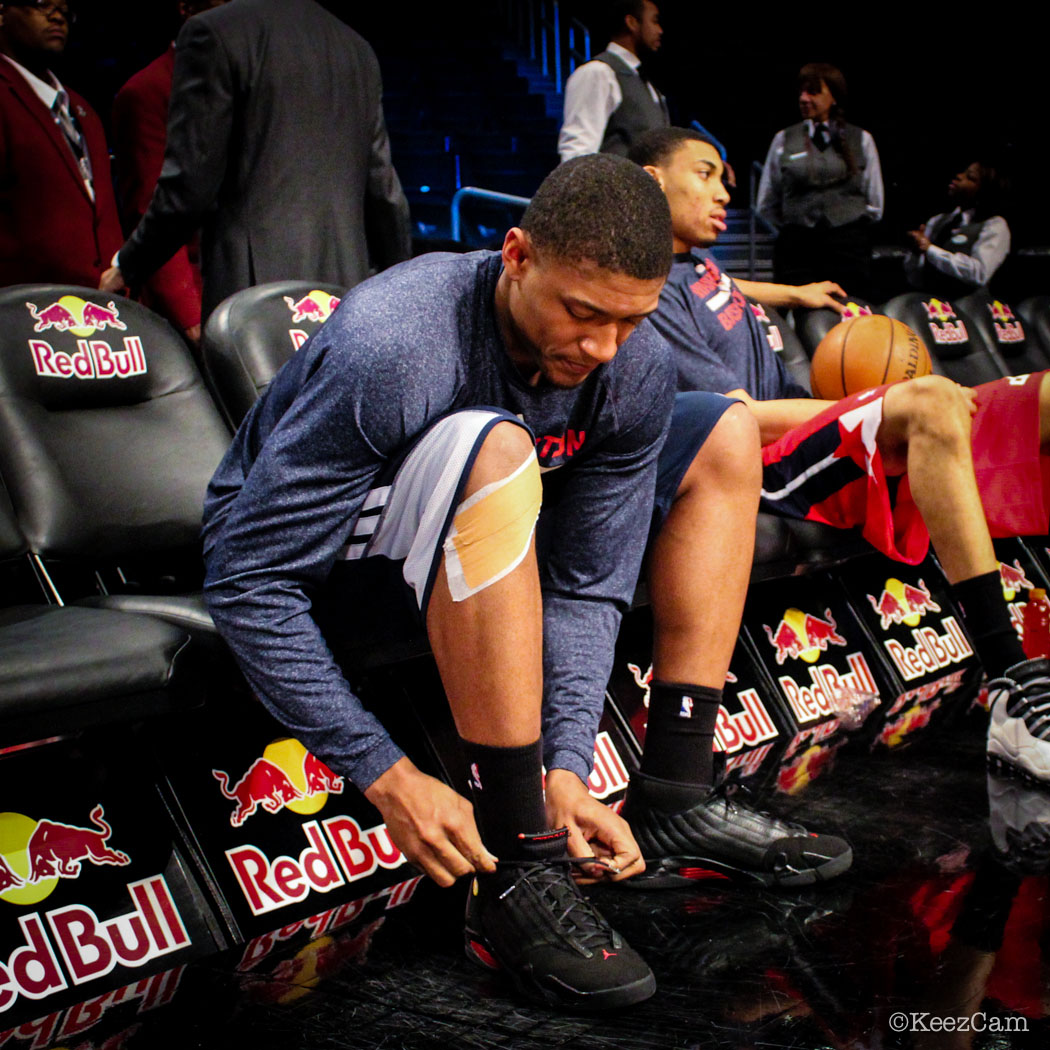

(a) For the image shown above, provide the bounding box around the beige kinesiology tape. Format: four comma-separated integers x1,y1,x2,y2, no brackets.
442,451,542,601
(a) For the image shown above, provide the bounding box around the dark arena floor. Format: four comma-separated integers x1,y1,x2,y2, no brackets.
5,677,1048,1050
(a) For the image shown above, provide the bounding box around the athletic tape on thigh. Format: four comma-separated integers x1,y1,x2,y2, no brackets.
441,451,542,602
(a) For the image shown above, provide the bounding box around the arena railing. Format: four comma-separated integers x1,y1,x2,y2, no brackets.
498,0,591,93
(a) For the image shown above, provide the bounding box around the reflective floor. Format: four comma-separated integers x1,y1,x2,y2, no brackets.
15,706,1050,1050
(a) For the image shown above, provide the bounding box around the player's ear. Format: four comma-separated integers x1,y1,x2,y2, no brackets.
642,164,665,191
501,228,533,279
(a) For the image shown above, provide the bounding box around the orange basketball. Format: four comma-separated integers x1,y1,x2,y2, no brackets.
810,315,932,399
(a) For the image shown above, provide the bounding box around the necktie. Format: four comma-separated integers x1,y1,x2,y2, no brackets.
52,91,94,199
812,123,829,151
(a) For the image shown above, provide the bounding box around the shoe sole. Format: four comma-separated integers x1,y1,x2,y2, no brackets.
621,846,854,890
464,930,657,1010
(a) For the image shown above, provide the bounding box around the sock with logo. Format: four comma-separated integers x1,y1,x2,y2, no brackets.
949,570,1025,680
462,738,547,860
639,681,722,788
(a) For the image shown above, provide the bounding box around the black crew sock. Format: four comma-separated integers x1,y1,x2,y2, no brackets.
950,570,1025,680
462,738,546,860
639,681,722,788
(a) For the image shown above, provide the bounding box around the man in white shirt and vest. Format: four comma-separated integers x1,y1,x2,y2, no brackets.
558,0,667,163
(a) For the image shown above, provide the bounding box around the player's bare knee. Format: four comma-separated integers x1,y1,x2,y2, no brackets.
469,420,536,491
684,402,761,494
895,375,972,449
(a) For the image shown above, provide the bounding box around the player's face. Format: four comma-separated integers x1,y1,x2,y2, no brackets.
647,139,730,252
798,79,834,123
498,231,664,388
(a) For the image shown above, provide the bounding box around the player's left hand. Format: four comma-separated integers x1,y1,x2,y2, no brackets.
793,281,847,312
544,768,644,883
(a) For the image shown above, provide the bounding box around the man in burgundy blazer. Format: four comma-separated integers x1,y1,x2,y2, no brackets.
0,0,122,287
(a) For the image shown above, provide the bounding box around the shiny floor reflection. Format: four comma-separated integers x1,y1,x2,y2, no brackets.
23,708,1050,1049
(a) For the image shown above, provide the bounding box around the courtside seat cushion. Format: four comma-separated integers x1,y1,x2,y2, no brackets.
0,605,199,729
0,285,231,560
956,289,1050,373
75,592,217,642
203,280,346,427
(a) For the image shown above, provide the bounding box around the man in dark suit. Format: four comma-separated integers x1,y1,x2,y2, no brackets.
110,2,225,346
101,0,412,320
0,0,123,286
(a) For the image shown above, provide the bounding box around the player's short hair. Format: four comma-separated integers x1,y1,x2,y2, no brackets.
521,154,671,280
628,127,721,169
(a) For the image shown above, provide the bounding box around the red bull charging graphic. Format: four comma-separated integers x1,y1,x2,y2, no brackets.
867,578,941,630
763,607,847,665
284,291,341,350
988,300,1024,344
24,298,145,381
0,807,191,1015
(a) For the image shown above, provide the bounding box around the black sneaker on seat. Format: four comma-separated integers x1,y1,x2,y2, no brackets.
464,827,655,1010
621,771,853,889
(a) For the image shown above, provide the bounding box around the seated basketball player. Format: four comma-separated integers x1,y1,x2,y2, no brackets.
627,126,1050,788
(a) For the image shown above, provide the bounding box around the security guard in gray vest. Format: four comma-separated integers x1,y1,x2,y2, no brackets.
904,160,1011,299
558,0,667,163
756,63,883,297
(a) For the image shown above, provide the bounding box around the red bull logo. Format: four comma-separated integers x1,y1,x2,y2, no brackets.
777,651,878,724
841,302,873,319
713,689,778,754
879,695,943,747
26,297,126,335
226,816,404,917
0,875,188,1014
213,739,344,827
585,732,629,800
989,300,1024,344
763,607,847,664
923,298,957,324
999,559,1035,601
867,577,941,630
0,805,130,907
922,298,968,345
284,291,340,325
883,615,973,682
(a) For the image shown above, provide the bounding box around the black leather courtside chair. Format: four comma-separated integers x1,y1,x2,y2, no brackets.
0,285,232,637
0,484,201,748
796,298,878,359
202,280,346,428
881,292,1005,387
957,289,1050,377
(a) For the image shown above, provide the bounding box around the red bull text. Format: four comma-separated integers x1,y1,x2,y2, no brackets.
776,652,878,724
0,876,189,1014
922,299,968,345
882,616,974,682
989,301,1024,344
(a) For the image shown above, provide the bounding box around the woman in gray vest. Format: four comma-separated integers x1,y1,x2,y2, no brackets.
904,160,1011,299
756,63,883,298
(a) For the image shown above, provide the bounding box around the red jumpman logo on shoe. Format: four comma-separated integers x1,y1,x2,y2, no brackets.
602,949,618,960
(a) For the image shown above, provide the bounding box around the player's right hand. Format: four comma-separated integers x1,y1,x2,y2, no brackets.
364,756,498,886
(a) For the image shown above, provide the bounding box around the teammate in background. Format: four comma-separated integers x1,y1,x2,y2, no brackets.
558,0,667,163
111,1,227,347
905,160,1011,299
629,126,1050,790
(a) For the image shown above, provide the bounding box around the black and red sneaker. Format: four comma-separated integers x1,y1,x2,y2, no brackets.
464,828,655,1010
621,771,852,889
